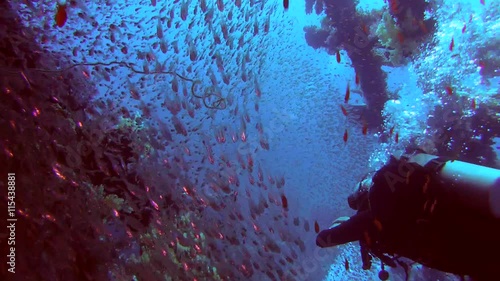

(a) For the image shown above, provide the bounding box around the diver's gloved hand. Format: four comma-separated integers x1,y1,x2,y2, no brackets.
330,216,350,229
316,211,373,248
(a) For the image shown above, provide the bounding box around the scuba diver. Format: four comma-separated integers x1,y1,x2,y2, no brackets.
316,151,500,281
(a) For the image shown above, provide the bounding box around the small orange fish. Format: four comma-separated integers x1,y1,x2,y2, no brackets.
355,73,360,85
314,220,320,233
361,24,369,35
445,86,453,96
343,129,348,143
395,132,399,143
389,125,395,136
217,0,224,12
389,0,399,13
397,31,405,43
344,258,349,271
157,18,163,39
281,194,288,210
283,0,289,11
340,105,348,116
55,4,67,27
449,37,454,51
336,50,341,63
362,123,368,135
471,98,476,110
82,70,90,79
344,83,350,103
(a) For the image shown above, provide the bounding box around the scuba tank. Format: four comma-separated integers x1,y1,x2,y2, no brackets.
404,153,500,219
348,153,500,219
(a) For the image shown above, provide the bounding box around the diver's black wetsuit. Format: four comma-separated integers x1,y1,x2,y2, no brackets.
317,155,500,280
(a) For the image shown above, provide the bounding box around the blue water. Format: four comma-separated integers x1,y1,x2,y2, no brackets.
3,0,499,280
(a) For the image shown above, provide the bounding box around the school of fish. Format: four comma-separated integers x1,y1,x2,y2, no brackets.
10,0,339,280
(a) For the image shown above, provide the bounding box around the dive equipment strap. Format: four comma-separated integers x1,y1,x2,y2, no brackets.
422,157,448,173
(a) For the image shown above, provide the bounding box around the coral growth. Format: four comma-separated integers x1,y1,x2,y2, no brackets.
303,26,330,49
375,11,421,66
